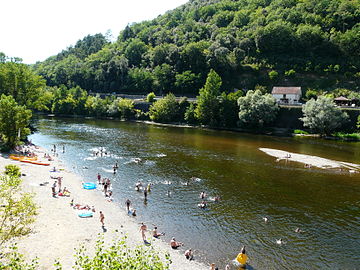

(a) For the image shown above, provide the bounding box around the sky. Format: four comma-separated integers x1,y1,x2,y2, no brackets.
0,0,189,64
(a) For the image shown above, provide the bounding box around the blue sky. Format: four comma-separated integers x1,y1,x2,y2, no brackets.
0,0,189,64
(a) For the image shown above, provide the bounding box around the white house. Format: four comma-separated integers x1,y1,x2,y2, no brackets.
271,87,302,104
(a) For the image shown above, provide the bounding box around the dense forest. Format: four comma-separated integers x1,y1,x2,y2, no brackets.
33,0,360,95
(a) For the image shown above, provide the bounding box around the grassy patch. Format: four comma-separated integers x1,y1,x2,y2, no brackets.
332,132,360,141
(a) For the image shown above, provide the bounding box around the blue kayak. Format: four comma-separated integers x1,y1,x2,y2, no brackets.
83,182,96,190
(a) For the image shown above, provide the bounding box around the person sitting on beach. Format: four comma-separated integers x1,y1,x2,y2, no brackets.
152,226,165,238
236,246,248,268
129,208,137,216
170,237,183,249
58,187,70,197
184,249,193,260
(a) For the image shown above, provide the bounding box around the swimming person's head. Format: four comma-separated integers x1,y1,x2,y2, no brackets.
241,246,246,254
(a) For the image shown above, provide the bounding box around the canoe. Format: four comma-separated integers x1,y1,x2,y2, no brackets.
10,155,38,161
20,159,50,166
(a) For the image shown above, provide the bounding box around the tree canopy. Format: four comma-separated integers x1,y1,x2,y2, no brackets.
32,0,360,95
300,96,349,135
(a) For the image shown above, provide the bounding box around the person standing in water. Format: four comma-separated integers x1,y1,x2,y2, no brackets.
144,188,148,200
125,199,131,212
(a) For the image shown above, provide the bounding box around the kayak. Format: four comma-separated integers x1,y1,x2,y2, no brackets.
10,155,37,161
19,159,50,166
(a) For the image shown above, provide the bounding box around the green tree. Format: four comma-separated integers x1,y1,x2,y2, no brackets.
0,62,46,110
149,93,180,123
300,96,349,135
117,98,135,120
0,95,32,148
238,90,279,128
0,173,37,248
195,69,222,126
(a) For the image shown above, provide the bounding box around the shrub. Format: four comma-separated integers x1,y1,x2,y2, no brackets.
4,164,21,178
293,129,309,135
285,69,296,77
149,93,179,123
184,103,197,124
146,92,156,103
268,70,279,80
73,235,171,270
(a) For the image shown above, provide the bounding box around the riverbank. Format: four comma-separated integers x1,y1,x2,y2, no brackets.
0,147,207,270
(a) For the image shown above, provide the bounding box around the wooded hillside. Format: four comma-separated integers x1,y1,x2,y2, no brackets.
33,0,360,94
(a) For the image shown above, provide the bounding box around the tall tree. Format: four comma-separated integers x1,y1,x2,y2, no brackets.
195,69,222,126
0,95,32,148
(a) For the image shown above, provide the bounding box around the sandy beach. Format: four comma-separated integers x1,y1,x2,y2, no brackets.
259,147,360,171
0,147,208,270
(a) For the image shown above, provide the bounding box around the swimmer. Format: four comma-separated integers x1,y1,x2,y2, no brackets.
198,201,207,208
276,238,284,245
236,246,247,268
200,192,207,199
263,217,268,223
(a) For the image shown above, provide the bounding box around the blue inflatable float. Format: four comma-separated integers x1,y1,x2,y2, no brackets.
83,182,96,190
78,211,93,218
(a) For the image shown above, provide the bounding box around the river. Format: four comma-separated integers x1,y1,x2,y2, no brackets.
30,117,360,269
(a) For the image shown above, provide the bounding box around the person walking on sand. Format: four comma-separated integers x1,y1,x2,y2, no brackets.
99,211,105,226
139,222,147,241
51,181,57,197
125,199,131,212
57,177,62,193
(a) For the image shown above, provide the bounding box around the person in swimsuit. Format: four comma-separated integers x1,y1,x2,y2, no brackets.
99,211,105,226
170,237,183,249
184,249,193,260
139,222,147,241
125,199,131,212
152,226,165,238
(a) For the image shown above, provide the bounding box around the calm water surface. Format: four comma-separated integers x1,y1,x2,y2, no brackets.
30,117,360,269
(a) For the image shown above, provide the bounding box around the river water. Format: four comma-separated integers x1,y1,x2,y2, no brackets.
30,117,360,269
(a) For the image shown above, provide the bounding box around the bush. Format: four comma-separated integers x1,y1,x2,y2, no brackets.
146,92,156,103
293,129,309,135
285,69,296,77
4,164,21,178
149,93,180,123
117,98,135,120
268,70,279,80
73,235,171,270
184,103,197,124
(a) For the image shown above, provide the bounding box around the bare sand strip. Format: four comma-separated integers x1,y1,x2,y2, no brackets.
0,148,207,270
259,148,360,171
